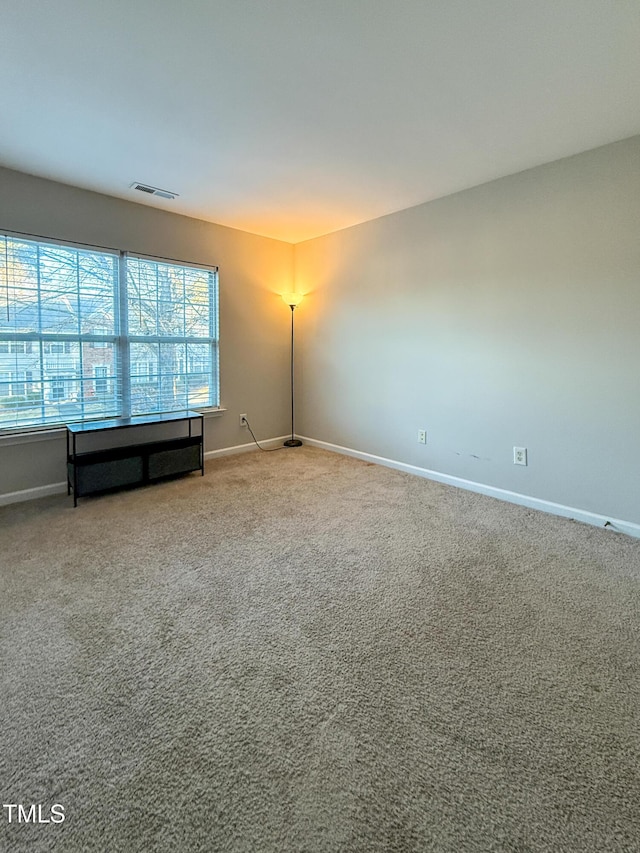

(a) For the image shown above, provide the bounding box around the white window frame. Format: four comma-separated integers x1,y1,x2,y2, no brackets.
0,232,220,434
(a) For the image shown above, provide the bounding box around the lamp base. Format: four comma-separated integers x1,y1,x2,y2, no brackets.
283,439,302,448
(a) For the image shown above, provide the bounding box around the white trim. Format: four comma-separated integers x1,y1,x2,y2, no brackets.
124,251,218,273
299,436,640,540
1,229,119,256
204,435,290,459
0,482,67,506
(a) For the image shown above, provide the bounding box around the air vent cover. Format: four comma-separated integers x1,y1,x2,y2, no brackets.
130,182,179,200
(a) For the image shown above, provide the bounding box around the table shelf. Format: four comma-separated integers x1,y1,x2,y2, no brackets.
66,411,204,506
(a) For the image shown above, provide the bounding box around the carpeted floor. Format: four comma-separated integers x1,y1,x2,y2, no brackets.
1,446,639,852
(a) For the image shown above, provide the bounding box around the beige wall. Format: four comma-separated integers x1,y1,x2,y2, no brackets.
295,137,640,526
0,167,294,497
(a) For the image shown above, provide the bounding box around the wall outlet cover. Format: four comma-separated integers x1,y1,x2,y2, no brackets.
513,446,527,465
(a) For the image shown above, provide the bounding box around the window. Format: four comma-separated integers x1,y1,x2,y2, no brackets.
48,373,75,402
0,341,32,354
0,233,219,431
43,341,73,355
0,370,33,397
93,365,109,397
131,360,155,384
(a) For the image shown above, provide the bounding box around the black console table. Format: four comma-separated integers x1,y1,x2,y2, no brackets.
66,411,204,506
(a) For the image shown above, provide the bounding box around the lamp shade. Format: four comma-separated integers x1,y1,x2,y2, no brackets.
281,291,304,307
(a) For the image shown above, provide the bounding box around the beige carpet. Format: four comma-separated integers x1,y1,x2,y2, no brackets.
1,446,639,852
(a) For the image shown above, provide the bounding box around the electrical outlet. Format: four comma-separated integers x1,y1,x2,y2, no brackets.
418,429,426,444
240,413,248,427
513,446,527,466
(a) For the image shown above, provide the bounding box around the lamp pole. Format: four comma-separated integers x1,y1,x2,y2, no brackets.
282,293,303,447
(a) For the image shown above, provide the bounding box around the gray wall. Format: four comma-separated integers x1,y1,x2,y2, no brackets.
294,137,640,526
0,167,294,497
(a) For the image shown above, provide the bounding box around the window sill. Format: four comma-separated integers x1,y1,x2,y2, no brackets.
0,408,227,447
196,406,227,419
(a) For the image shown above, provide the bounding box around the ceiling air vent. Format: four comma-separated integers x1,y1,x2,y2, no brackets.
130,182,179,200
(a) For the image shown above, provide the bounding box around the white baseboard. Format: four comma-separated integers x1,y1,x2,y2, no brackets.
0,482,68,507
4,435,638,539
204,435,290,459
0,436,290,506
299,436,640,539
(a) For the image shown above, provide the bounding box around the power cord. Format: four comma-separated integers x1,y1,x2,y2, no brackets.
242,415,284,452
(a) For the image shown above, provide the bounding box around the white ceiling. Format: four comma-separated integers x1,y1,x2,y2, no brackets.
1,1,639,243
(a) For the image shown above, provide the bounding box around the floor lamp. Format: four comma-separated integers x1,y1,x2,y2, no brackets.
282,292,303,447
